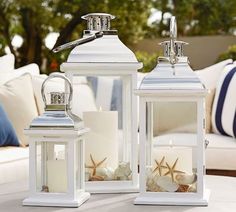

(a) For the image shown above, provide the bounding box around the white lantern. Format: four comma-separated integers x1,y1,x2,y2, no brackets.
53,13,142,193
23,74,90,207
134,17,210,205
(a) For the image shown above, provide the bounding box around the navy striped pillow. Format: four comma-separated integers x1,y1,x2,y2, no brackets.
212,64,236,137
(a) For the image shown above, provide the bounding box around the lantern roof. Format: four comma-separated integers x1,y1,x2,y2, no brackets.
137,16,205,93
28,73,84,130
53,13,141,66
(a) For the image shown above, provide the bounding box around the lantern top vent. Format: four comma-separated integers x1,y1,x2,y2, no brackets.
82,13,115,31
137,16,205,93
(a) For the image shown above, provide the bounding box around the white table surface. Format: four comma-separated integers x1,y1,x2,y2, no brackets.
0,175,235,212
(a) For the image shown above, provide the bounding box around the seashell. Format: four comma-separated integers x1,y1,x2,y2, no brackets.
175,173,197,185
176,185,189,192
146,175,166,192
188,183,197,192
90,175,104,181
156,176,179,192
85,171,91,181
114,162,132,180
96,167,114,181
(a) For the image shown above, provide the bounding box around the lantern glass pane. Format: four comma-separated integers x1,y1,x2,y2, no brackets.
145,101,198,193
72,75,132,182
36,142,68,193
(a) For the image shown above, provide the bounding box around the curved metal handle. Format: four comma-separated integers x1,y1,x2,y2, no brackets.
53,31,103,53
41,73,73,109
169,16,177,65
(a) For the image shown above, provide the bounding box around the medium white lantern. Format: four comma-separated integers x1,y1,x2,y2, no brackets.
23,73,90,207
134,17,210,205
54,13,142,193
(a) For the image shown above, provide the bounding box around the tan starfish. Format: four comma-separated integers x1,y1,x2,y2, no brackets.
85,154,107,176
152,156,167,176
164,158,185,182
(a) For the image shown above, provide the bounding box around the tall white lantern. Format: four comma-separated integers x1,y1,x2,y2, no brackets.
23,74,90,207
134,17,210,205
54,13,143,193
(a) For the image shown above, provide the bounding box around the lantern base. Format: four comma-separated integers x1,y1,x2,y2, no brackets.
22,192,90,208
134,189,210,206
86,181,139,193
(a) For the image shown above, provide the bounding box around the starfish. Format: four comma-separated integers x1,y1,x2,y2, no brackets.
85,154,107,176
152,156,167,176
164,158,185,182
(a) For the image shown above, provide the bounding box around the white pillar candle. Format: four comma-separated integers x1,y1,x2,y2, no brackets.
152,146,192,175
83,111,118,170
47,160,67,193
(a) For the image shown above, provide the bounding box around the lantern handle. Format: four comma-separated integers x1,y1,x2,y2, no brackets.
169,16,177,65
52,31,103,53
41,73,73,110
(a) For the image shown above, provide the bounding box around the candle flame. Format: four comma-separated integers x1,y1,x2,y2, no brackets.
99,106,102,111
169,140,173,148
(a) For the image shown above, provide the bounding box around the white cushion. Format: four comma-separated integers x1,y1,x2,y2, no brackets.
32,74,97,118
211,63,236,137
0,54,15,72
0,74,38,146
195,59,233,133
0,63,40,85
195,59,233,89
206,133,236,170
0,147,29,184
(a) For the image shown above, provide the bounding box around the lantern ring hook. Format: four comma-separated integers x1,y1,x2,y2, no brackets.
41,73,73,109
169,16,177,65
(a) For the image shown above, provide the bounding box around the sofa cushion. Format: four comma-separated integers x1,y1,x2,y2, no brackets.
206,133,236,170
0,63,40,85
211,63,236,137
195,59,233,133
0,74,38,146
32,74,97,118
0,54,15,72
0,105,20,147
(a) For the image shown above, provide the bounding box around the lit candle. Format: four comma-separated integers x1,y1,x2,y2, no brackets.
83,109,118,170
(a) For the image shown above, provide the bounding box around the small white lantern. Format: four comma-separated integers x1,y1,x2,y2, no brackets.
134,17,210,205
23,73,90,207
54,13,142,193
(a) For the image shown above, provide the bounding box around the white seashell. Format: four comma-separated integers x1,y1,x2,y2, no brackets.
188,183,197,192
175,173,197,185
85,171,91,181
156,176,179,192
96,167,114,181
114,162,132,180
146,175,165,192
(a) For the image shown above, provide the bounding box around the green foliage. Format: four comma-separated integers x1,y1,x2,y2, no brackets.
148,0,236,37
217,45,236,62
135,51,161,73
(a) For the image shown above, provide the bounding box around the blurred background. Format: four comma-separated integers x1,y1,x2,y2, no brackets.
0,0,235,74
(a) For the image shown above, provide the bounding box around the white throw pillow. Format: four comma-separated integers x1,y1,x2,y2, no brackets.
195,59,233,133
0,63,40,85
212,63,236,137
32,74,97,118
0,54,15,72
0,74,38,146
